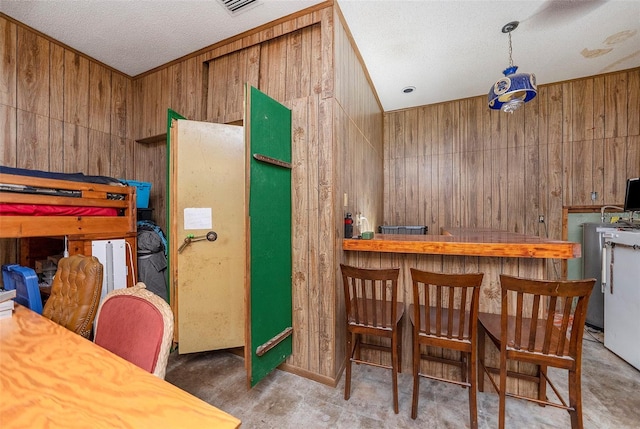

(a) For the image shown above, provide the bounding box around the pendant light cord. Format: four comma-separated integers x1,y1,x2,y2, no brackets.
508,32,513,68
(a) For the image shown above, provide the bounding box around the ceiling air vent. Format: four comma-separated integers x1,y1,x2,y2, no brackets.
217,0,262,16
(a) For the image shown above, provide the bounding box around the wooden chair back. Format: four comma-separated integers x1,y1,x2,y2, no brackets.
341,264,401,337
499,274,594,369
411,269,483,349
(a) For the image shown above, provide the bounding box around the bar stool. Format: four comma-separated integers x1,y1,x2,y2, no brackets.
409,268,484,427
478,274,595,429
340,264,404,414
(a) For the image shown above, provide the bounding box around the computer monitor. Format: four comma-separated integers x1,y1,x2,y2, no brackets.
623,177,640,212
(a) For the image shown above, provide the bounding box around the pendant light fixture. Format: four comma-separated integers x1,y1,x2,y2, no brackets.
488,21,537,113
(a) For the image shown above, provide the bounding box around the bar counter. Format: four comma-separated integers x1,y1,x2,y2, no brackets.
343,227,580,259
342,227,580,398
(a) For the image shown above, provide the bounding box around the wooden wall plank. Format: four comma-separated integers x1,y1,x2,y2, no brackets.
0,17,17,107
592,139,605,206
605,72,628,138
571,140,594,206
290,97,311,371
627,136,640,179
88,62,111,134
63,51,89,127
49,44,64,121
207,53,229,122
0,105,17,166
63,124,89,173
572,78,594,142
49,119,64,172
628,69,640,136
16,110,48,170
593,76,606,140
603,137,628,204
111,72,130,139
109,135,128,179
87,129,111,176
285,30,302,101
17,27,49,117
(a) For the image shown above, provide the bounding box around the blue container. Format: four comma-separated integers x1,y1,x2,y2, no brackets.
1,264,43,314
121,180,152,208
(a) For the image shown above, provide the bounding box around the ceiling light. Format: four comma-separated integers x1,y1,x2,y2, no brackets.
402,86,415,94
488,21,537,114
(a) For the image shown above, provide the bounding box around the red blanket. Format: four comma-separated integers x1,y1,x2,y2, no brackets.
0,204,118,216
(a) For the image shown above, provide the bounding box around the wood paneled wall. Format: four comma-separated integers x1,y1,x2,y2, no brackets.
333,6,385,378
384,69,640,277
0,14,135,267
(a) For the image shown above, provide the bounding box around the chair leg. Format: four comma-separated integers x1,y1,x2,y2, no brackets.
397,319,402,374
498,347,508,429
411,331,420,419
568,368,584,429
468,350,478,429
391,331,400,414
478,324,486,392
345,332,353,401
461,352,468,384
538,364,548,405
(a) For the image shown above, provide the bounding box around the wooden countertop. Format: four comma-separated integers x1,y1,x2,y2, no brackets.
343,227,580,259
0,305,241,429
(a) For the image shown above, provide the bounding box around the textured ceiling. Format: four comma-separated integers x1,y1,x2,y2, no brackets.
2,0,639,112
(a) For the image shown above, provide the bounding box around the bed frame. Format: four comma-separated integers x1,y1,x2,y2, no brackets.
0,172,137,238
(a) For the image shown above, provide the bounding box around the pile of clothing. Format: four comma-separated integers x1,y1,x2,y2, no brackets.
137,220,168,302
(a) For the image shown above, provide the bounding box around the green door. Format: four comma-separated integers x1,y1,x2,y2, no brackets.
166,87,292,388
245,85,292,387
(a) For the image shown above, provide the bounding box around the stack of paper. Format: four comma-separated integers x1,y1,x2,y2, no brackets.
0,289,16,319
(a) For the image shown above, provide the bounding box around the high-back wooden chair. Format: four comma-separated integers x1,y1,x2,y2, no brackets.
340,264,404,414
478,274,595,429
42,255,103,339
409,269,484,427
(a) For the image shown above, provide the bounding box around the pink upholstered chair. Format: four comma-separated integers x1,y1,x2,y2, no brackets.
93,282,174,379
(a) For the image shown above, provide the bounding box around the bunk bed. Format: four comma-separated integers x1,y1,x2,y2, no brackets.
0,167,139,288
0,169,136,238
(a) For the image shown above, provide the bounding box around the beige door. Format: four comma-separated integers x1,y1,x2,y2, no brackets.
169,119,245,354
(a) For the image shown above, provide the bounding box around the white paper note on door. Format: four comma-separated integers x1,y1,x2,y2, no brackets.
184,207,212,230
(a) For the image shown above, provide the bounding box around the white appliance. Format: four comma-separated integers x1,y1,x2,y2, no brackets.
603,229,640,370
91,239,127,301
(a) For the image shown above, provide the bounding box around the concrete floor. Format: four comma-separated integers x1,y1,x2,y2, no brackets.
165,329,640,428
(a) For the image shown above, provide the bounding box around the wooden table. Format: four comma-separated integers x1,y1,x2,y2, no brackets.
0,305,241,429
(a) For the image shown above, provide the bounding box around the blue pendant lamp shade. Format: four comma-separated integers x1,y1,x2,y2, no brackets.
488,21,537,113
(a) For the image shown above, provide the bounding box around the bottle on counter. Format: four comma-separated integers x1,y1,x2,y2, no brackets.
344,213,353,238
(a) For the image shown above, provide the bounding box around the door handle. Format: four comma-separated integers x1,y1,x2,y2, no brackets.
178,231,218,253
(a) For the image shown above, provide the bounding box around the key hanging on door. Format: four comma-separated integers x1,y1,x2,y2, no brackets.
177,231,218,253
